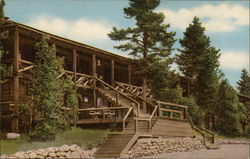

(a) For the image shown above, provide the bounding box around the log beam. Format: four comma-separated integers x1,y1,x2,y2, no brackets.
128,65,131,89
13,29,20,132
111,60,115,86
92,54,97,107
73,49,77,82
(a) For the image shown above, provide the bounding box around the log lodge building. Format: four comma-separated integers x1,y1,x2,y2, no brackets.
0,18,208,157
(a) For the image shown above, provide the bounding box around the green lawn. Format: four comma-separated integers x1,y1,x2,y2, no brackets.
0,127,109,155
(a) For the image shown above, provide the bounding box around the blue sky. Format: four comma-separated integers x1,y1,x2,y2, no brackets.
5,0,249,88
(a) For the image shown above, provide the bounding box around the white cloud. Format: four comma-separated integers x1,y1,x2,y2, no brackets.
159,3,249,32
26,15,113,43
220,51,249,70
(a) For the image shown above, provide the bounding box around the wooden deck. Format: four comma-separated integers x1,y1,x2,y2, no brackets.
76,118,124,124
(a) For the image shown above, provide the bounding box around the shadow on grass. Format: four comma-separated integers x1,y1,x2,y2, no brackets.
0,127,109,155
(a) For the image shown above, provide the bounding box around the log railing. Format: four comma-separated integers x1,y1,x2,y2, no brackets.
148,105,159,130
186,111,216,146
95,77,140,117
155,100,188,120
115,81,152,99
123,107,134,132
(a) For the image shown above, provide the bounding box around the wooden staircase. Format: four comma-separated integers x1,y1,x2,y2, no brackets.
94,133,138,158
151,118,194,137
93,79,217,157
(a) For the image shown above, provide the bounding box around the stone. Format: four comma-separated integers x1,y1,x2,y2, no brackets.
43,151,49,157
37,154,44,158
69,145,77,151
49,152,56,157
70,151,81,158
14,151,25,158
60,144,69,152
6,133,21,140
65,152,71,158
29,152,37,158
47,147,56,153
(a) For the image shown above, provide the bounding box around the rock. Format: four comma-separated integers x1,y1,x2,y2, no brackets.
37,154,44,158
14,151,25,158
69,144,77,151
71,151,81,158
6,133,21,140
60,144,69,152
47,147,56,153
43,151,49,157
49,152,56,157
65,152,71,158
29,152,37,158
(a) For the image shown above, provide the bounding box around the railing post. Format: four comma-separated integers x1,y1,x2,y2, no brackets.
148,120,151,130
123,120,125,132
135,119,138,133
116,92,119,105
158,103,161,117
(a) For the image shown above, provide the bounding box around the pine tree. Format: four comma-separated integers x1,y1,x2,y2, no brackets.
108,0,176,83
0,0,12,83
237,69,250,96
237,69,250,134
176,17,220,128
32,36,67,141
0,0,5,24
216,79,246,136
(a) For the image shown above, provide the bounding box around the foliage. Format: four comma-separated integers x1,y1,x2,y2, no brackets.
0,2,12,83
237,69,250,96
108,0,175,78
32,35,67,141
146,59,176,101
176,17,221,128
0,0,5,24
0,128,109,155
62,75,79,125
236,69,250,134
215,79,246,136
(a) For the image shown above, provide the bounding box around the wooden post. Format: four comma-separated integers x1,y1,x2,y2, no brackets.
13,29,20,132
92,54,97,108
128,65,131,90
72,49,77,82
135,119,138,133
158,103,161,117
187,81,190,96
142,77,147,112
111,60,114,86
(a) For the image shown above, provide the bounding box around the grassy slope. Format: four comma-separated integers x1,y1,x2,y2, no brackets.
0,127,109,155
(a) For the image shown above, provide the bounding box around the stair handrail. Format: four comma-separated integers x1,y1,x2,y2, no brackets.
95,77,140,116
201,127,215,143
123,107,134,132
186,111,216,146
148,105,159,130
114,81,156,109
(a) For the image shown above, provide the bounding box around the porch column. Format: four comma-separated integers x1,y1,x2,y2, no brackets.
128,65,131,90
111,60,114,86
72,49,77,82
92,54,97,107
142,77,147,112
13,29,20,132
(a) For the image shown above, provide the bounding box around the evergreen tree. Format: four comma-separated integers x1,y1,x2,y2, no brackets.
0,0,5,24
216,79,246,136
0,0,12,83
237,69,250,134
176,17,220,127
32,36,67,141
108,0,176,85
237,69,250,96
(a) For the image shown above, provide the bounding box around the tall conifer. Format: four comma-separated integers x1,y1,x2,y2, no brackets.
176,17,220,127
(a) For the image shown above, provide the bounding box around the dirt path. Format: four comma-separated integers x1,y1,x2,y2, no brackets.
145,144,249,159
